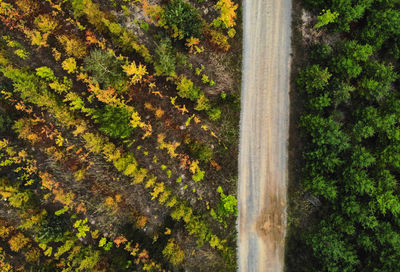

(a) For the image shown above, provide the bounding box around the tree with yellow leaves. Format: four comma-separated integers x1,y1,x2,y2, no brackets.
212,0,238,29
57,35,86,59
151,182,165,200
122,61,148,85
9,233,29,252
162,238,184,265
0,220,13,239
157,134,180,158
0,178,30,209
62,58,77,74
132,168,148,184
25,30,49,48
34,14,58,33
15,0,38,15
207,28,230,51
105,195,122,213
0,247,12,272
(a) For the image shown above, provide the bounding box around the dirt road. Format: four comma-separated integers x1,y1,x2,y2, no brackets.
237,0,292,271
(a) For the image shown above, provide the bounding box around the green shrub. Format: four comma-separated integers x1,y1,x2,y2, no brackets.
189,141,213,162
176,77,200,101
192,168,205,182
216,186,237,216
195,93,211,111
94,105,134,139
38,213,68,243
211,186,238,227
162,238,184,265
314,9,339,29
35,66,56,81
311,43,333,61
70,0,85,17
207,107,221,120
154,38,176,76
163,0,203,40
83,50,126,91
297,65,331,94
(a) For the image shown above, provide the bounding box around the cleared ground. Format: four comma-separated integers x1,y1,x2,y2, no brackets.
237,0,292,271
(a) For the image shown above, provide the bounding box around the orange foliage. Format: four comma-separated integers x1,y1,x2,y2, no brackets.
185,37,200,54
135,215,147,229
85,32,97,45
179,154,190,169
144,103,164,119
39,173,75,208
142,122,153,140
76,202,86,214
151,90,164,98
210,160,222,171
88,84,119,105
142,0,164,24
15,101,33,114
113,236,127,248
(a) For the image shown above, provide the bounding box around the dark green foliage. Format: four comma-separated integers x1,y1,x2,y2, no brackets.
83,50,126,91
307,93,331,110
189,141,213,162
330,41,373,79
297,65,331,94
30,263,59,272
289,1,400,271
331,56,362,79
38,213,68,243
310,43,332,62
163,0,203,40
308,219,359,272
339,41,373,62
0,108,12,134
299,114,349,153
358,60,398,101
330,80,354,106
94,105,133,139
360,6,400,57
303,0,374,32
154,38,176,76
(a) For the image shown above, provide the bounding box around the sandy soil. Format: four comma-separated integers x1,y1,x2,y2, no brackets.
237,0,292,271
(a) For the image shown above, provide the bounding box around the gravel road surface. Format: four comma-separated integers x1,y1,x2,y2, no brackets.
237,0,292,271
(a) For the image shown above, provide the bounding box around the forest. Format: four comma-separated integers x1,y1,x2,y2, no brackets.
0,0,241,271
287,0,400,271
